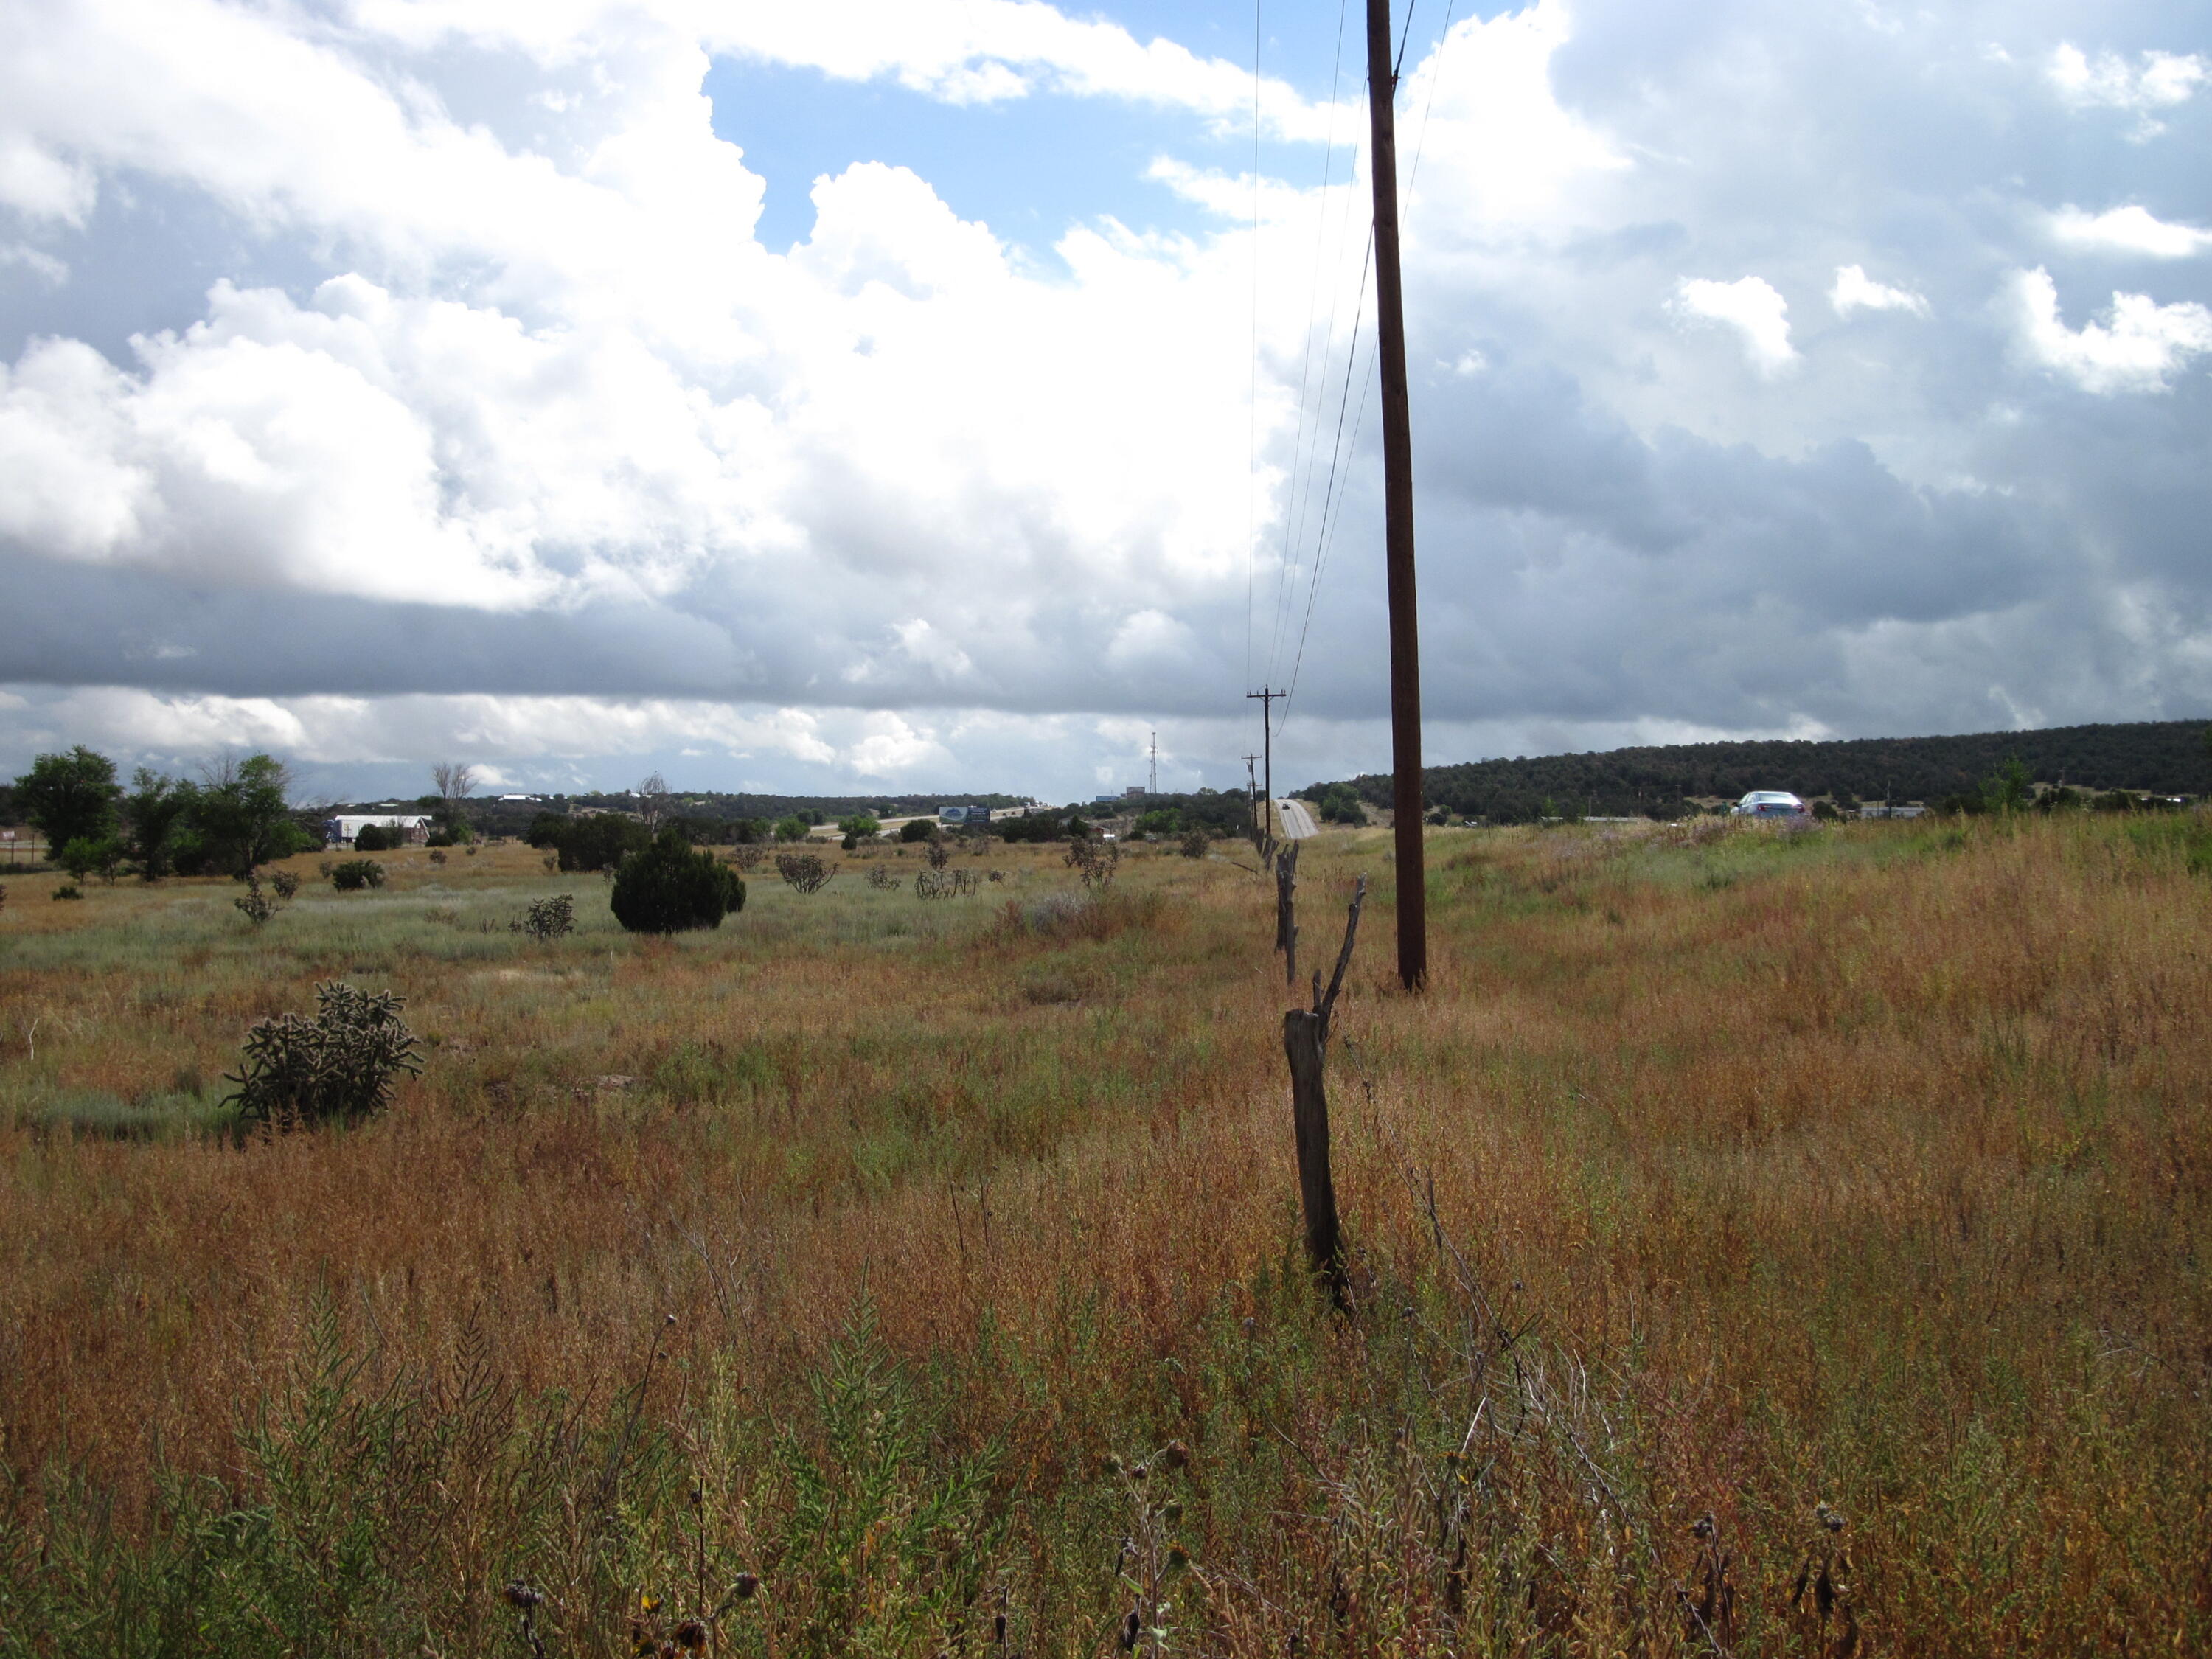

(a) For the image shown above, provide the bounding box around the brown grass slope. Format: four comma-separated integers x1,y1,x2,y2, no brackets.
0,818,2207,1655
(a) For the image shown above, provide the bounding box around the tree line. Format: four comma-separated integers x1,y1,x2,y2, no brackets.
4,748,488,881
1304,718,2212,825
7,747,316,882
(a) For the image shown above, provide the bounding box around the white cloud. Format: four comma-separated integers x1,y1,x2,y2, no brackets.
1671,276,1799,375
5,0,2212,794
0,136,97,225
352,0,1352,143
2008,267,2212,395
2048,204,2212,259
2048,44,2208,135
1394,0,1628,235
1830,264,1930,318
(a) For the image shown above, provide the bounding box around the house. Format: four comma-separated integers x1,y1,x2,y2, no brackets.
324,814,434,846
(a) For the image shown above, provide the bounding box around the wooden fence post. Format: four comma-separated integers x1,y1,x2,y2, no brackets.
1274,840,1300,987
1282,874,1367,1305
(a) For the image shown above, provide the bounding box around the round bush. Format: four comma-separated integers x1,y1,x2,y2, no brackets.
611,832,747,933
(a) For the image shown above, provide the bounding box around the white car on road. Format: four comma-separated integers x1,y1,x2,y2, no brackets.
1731,790,1810,821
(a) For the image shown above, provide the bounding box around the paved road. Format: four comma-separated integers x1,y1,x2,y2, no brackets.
1274,798,1319,839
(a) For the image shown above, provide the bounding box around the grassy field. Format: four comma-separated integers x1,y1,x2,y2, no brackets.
1,816,2208,1655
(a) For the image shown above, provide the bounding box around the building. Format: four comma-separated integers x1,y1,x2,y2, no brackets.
324,814,434,846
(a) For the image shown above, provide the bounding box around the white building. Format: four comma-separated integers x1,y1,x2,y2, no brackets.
324,814,434,846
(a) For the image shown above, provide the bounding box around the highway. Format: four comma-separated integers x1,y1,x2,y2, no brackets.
1273,798,1319,839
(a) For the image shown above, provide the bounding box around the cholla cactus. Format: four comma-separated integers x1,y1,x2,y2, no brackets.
224,981,423,1132
234,869,284,926
776,852,834,894
866,865,899,891
512,894,575,941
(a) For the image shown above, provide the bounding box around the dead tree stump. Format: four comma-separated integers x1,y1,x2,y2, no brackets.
1274,839,1300,987
1281,873,1366,1305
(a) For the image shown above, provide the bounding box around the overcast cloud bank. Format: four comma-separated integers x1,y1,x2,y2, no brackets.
1,0,2208,799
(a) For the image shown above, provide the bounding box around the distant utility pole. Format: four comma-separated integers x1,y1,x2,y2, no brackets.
1367,0,1427,992
1248,685,1285,834
1243,751,1263,840
1150,731,1158,797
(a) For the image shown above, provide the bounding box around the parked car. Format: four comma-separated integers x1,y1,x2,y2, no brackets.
1731,790,1810,821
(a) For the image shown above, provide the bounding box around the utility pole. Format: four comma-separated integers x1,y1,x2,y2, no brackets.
1149,731,1158,797
1242,751,1263,842
1367,0,1426,991
1248,685,1284,838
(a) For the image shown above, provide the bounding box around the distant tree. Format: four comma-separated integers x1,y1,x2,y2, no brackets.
354,823,395,852
545,814,650,872
611,830,747,932
838,814,881,841
14,746,122,852
58,834,125,884
1315,784,1364,826
431,761,477,834
634,771,670,834
773,815,810,843
125,768,197,880
1981,757,2034,815
194,755,310,877
898,818,937,844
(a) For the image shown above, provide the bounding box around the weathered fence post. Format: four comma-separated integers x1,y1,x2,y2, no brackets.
1274,839,1300,987
1282,874,1367,1305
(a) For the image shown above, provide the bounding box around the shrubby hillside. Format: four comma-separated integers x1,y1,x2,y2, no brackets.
1306,718,2212,824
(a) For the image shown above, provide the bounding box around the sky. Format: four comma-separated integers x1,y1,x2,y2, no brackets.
1,0,2209,805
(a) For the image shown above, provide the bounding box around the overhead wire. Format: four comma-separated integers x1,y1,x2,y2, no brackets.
1264,0,1354,686
1276,0,1461,732
1244,0,1262,698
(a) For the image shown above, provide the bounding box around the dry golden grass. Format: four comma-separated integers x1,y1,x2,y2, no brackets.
1,815,2208,1654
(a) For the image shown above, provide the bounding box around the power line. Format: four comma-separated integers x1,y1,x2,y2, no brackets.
1265,0,1354,689
1244,0,1262,698
1275,0,1461,730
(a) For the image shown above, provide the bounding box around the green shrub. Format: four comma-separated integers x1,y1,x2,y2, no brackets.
899,818,937,844
352,823,394,852
330,860,386,891
773,815,810,844
223,981,423,1132
1316,783,1366,825
52,884,83,901
541,813,649,872
611,831,746,933
58,833,125,883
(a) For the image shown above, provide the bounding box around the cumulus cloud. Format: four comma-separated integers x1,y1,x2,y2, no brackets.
1670,276,1798,375
1829,264,1930,318
2008,267,2212,394
2049,204,2212,258
4,0,2212,796
2048,43,2207,134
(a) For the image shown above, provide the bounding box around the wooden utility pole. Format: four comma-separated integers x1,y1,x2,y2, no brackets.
1366,0,1426,992
1247,685,1284,839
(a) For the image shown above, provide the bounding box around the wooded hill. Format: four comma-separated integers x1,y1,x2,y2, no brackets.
1306,718,2212,825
